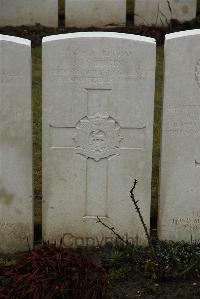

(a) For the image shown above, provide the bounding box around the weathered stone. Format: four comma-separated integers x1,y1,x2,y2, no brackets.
0,0,58,27
65,0,126,28
134,0,197,27
42,32,156,246
159,30,200,243
0,35,33,253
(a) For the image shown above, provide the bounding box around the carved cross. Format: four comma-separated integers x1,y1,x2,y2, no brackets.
195,160,200,167
50,89,146,218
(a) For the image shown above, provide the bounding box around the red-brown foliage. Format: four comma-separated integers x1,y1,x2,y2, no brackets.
0,243,107,299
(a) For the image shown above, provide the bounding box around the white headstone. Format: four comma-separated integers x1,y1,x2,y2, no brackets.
0,0,58,27
159,30,200,243
42,32,156,246
65,0,126,28
0,35,33,253
134,0,197,27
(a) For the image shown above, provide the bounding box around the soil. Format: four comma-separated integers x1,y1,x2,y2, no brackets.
107,276,200,298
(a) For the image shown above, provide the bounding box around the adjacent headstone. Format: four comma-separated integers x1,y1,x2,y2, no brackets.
0,0,58,27
42,32,156,246
65,0,126,28
134,0,197,27
159,30,200,243
0,35,33,253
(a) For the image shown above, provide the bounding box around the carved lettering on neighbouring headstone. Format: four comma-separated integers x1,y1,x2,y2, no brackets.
172,211,200,233
195,59,200,87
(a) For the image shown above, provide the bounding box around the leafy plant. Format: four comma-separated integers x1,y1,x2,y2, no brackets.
0,243,107,299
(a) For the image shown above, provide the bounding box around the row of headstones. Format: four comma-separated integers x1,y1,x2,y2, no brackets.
0,0,126,27
0,0,197,28
135,0,198,26
0,29,200,253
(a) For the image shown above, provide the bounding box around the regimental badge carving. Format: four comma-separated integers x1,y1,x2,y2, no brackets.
73,113,123,161
195,59,200,87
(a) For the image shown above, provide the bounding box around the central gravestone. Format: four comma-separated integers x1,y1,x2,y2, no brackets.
42,32,156,246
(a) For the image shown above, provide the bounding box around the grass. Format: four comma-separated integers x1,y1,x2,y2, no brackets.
151,47,164,224
32,47,42,227
127,0,134,14
32,46,164,230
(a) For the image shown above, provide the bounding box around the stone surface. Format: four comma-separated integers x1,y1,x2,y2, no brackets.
65,0,126,28
0,0,58,27
159,30,200,243
134,0,197,27
0,35,33,253
42,32,156,246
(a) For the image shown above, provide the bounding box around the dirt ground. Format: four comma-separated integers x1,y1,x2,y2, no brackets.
107,277,200,299
107,275,200,298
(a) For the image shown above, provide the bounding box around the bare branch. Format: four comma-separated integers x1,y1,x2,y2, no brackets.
178,260,199,277
96,216,129,246
130,179,156,260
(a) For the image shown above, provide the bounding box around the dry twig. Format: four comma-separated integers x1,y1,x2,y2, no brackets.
96,217,129,246
130,179,156,260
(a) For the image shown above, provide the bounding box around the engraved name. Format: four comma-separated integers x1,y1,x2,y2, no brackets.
195,59,200,87
47,48,143,82
1,69,23,83
172,211,200,233
165,104,200,136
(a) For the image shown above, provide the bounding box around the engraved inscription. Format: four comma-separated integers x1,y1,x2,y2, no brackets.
74,113,122,161
48,48,143,82
50,60,142,82
165,104,200,136
172,211,200,233
68,48,135,58
190,234,200,244
195,59,200,87
1,70,23,83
